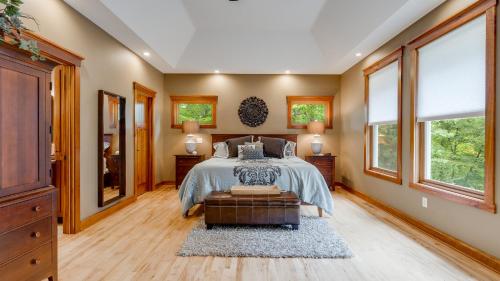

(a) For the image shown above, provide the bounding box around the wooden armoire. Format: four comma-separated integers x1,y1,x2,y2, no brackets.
0,43,58,280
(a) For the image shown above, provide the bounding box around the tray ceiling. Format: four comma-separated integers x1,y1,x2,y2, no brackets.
64,0,445,74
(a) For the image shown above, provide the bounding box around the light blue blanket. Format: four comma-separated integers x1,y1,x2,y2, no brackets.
178,157,334,215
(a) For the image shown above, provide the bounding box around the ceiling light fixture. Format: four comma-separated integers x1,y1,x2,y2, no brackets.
355,53,362,57
143,51,151,57
285,70,291,74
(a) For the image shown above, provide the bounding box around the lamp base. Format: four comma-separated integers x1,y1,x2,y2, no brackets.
185,142,197,155
311,143,323,155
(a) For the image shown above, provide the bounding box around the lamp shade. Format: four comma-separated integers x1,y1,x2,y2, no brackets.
307,120,325,135
182,120,200,134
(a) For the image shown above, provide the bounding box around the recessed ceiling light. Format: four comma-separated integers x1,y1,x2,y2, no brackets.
214,70,220,74
355,53,362,57
143,51,151,57
285,70,291,74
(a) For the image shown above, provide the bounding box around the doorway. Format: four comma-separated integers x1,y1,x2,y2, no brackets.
134,82,156,197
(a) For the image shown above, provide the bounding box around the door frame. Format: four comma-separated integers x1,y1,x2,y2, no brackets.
133,82,156,197
24,31,84,234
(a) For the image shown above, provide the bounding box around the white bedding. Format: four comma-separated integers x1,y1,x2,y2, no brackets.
178,157,334,215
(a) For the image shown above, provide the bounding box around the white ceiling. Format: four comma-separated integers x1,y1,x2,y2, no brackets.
64,0,445,74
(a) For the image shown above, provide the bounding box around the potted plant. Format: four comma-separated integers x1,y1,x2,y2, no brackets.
0,0,43,60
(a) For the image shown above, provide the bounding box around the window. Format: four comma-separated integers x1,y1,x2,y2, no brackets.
170,96,218,129
363,48,403,184
408,1,495,212
286,96,333,129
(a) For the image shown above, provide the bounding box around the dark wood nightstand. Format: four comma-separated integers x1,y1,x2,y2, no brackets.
305,154,336,191
175,155,206,189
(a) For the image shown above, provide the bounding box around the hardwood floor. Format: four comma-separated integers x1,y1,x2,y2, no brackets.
57,186,500,281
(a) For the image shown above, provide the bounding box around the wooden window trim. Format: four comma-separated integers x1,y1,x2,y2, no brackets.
170,96,218,129
408,0,496,213
363,47,403,185
286,96,333,129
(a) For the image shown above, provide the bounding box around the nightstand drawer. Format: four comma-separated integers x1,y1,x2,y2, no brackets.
305,155,336,191
176,158,202,166
175,155,206,188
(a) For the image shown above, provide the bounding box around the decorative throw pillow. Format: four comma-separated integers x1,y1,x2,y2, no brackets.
238,144,264,160
283,141,296,157
213,142,229,158
245,141,264,150
259,136,286,158
226,135,253,158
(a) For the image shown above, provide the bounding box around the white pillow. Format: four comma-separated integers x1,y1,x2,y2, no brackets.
283,141,296,157
213,142,229,158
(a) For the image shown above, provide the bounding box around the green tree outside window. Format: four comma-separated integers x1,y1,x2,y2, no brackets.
375,124,398,171
291,104,326,124
429,116,485,191
176,104,213,125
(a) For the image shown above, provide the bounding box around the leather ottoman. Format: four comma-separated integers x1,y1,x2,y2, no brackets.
204,191,300,230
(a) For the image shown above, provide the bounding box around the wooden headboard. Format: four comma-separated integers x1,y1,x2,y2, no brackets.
211,134,298,155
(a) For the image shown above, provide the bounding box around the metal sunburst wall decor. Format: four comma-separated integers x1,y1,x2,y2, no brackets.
238,96,268,127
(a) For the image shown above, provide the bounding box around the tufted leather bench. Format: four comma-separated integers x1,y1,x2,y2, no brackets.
204,191,300,230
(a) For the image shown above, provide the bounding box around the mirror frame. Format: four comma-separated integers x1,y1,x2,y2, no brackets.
98,90,126,207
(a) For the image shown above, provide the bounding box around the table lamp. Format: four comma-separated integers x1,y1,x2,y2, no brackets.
183,120,200,154
308,120,325,155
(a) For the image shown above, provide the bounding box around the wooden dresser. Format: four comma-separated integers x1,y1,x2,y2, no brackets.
0,43,58,280
305,154,336,191
175,155,205,189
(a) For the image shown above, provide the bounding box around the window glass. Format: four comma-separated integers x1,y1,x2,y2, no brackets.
372,124,398,171
135,102,145,128
176,103,213,125
426,116,485,192
291,103,326,125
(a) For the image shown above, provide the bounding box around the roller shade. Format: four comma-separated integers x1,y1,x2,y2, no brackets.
368,61,399,125
417,15,486,122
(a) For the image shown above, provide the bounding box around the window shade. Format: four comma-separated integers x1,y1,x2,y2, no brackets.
368,61,399,125
417,15,486,122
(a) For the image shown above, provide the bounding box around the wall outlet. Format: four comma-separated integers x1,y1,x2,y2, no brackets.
422,197,428,208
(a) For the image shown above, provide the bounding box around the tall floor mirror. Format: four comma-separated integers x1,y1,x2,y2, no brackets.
98,90,126,207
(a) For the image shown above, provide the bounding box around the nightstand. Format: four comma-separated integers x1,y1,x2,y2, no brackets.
175,155,206,189
305,154,336,191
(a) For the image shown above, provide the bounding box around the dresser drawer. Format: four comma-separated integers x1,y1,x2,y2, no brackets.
0,242,53,281
0,217,52,264
0,194,52,234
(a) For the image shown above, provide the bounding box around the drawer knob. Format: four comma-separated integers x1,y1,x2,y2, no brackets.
32,231,41,238
31,259,41,265
33,206,41,212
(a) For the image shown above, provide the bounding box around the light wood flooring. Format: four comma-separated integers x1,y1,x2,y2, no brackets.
57,186,500,281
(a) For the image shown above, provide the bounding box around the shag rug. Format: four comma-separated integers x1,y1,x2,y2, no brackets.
177,216,352,258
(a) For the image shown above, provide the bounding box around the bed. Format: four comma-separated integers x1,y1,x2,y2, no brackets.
178,134,334,216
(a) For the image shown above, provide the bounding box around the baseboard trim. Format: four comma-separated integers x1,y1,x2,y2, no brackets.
339,183,500,274
80,196,136,230
154,181,175,189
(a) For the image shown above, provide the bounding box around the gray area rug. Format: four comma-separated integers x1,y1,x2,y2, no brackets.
177,216,353,258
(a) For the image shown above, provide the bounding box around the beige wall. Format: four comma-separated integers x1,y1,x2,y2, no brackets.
22,0,168,219
163,74,341,181
339,0,500,258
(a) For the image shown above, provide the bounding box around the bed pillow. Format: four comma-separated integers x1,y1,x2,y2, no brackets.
213,142,229,158
259,136,286,158
283,141,296,157
238,144,264,160
245,141,264,150
225,135,253,158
